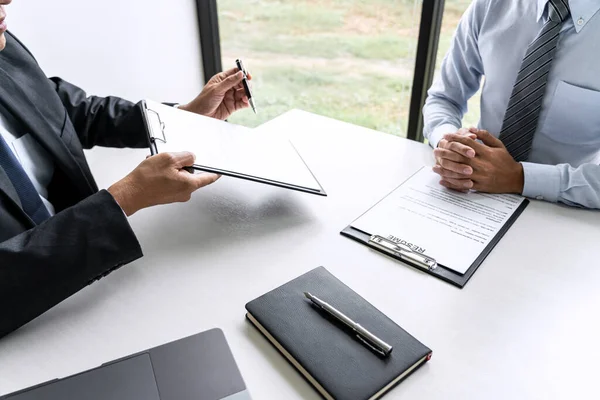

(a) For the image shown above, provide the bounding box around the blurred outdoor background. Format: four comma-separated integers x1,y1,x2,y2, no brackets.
218,0,482,137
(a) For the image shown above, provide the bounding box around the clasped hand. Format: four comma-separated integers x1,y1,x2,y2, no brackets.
432,127,524,194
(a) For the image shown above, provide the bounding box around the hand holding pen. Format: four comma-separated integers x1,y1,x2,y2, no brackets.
179,66,254,120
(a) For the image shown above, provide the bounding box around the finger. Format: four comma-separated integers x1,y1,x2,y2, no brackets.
439,139,476,158
208,68,235,85
432,165,473,180
218,71,244,92
433,148,473,172
165,151,196,168
439,179,472,192
464,127,478,140
433,147,470,164
455,128,476,139
443,176,474,189
234,88,249,104
186,172,220,190
234,78,252,92
433,154,473,175
437,158,473,175
444,133,487,153
454,127,476,140
220,67,241,78
247,72,252,80
473,129,504,148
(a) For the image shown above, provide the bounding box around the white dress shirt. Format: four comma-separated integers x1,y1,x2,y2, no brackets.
423,0,600,208
0,110,55,216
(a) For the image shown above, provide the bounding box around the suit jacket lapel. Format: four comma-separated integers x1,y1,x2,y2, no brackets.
0,66,75,167
0,64,96,200
0,70,25,215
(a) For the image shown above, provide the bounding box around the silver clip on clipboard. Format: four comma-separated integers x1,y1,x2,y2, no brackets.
145,106,167,155
368,235,437,271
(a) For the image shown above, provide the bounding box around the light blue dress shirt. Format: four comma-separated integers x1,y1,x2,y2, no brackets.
423,0,600,208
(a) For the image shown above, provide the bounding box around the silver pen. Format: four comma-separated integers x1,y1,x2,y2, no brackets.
304,292,393,357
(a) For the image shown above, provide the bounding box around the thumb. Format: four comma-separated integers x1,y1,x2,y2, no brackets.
166,151,196,168
471,128,503,148
218,71,244,92
185,172,221,189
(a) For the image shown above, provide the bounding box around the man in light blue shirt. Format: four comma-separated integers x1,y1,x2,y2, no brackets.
423,0,600,208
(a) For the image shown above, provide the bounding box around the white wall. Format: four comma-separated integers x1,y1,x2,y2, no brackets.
6,0,204,104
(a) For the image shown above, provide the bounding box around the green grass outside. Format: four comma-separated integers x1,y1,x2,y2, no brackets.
219,0,482,137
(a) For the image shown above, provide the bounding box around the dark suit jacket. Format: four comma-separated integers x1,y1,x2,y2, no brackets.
0,32,149,338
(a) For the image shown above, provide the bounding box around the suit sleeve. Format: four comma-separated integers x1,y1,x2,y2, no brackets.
0,190,143,339
49,77,149,150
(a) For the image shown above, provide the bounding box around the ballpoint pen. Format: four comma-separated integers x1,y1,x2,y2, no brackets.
304,292,393,357
236,59,257,114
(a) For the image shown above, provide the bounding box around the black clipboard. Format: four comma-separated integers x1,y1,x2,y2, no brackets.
140,100,327,197
340,171,530,288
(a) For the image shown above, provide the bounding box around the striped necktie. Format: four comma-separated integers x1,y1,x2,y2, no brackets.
498,0,571,161
0,134,51,224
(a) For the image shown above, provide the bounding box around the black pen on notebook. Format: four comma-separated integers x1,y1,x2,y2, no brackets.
236,59,257,114
304,292,393,357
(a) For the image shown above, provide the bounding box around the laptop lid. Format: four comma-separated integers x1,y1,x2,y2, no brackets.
4,354,160,400
2,329,251,400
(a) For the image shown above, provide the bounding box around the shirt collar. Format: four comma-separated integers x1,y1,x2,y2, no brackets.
537,0,600,32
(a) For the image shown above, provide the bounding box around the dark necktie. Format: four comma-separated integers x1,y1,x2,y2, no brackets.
498,0,571,161
0,133,51,224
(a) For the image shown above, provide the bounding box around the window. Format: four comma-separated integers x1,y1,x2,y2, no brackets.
218,0,424,137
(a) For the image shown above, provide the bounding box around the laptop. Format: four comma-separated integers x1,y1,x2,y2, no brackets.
1,328,252,400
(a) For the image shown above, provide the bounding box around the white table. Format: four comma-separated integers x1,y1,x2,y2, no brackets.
1,110,600,400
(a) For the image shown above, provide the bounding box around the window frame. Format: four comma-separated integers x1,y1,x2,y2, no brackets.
195,0,223,83
194,0,446,142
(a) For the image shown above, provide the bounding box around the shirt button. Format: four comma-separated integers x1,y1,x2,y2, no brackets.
536,196,544,200
578,18,584,25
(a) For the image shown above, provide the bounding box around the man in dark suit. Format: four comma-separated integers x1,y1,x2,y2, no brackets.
0,0,251,338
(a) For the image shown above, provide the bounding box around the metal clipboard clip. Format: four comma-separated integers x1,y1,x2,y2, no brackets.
368,235,437,271
144,106,167,155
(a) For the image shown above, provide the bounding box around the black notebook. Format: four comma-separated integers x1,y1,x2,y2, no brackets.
245,267,432,400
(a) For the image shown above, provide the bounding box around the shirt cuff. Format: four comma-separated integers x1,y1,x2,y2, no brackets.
521,162,561,202
428,123,460,148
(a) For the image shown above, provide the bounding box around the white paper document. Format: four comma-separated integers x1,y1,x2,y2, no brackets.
143,100,324,194
352,168,525,274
